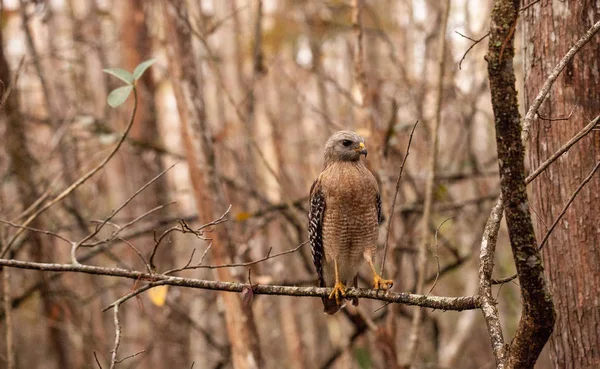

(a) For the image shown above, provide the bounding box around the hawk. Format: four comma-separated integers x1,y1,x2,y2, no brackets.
309,131,393,315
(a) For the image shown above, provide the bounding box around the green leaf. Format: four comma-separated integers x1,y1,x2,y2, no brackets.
132,58,156,80
107,85,133,108
102,68,134,85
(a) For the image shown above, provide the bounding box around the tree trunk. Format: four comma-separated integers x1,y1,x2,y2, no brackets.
523,2,600,368
120,0,190,366
163,2,263,368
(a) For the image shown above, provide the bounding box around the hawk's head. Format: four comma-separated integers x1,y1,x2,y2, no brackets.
324,131,368,165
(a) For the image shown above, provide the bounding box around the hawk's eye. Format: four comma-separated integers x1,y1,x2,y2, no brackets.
342,140,353,147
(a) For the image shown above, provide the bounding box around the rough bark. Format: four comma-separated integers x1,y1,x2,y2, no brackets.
523,2,600,368
486,1,555,368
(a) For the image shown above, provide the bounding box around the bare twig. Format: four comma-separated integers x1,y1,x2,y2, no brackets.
427,217,453,295
109,304,122,369
103,283,162,312
525,114,600,184
148,205,231,270
520,0,542,13
0,88,139,258
76,163,177,249
491,114,599,286
381,120,418,275
455,31,490,69
522,18,600,142
83,202,177,248
93,351,104,369
0,258,481,311
0,219,73,246
114,350,146,364
539,160,600,250
537,105,576,121
198,243,212,265
203,2,250,35
118,237,151,273
164,241,309,274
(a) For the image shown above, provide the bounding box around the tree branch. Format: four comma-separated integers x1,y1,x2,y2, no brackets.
487,2,555,368
0,258,480,311
381,120,418,275
478,197,507,367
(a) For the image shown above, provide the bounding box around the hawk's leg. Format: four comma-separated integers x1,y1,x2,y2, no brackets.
365,253,393,290
328,260,346,304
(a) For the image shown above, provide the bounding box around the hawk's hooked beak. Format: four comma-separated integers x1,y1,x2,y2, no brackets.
355,142,368,157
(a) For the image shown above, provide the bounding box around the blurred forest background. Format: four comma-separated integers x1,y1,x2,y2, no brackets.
0,0,598,368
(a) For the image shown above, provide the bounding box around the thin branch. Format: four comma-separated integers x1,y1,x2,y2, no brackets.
427,217,453,295
2,268,15,369
406,1,451,364
93,351,104,369
381,120,418,275
76,163,177,248
455,31,489,70
0,219,73,245
114,350,146,364
0,258,481,311
492,114,599,285
82,202,177,248
108,304,121,369
454,30,480,42
165,241,309,274
537,104,576,121
522,18,600,142
104,283,160,312
539,160,600,250
118,237,151,274
0,88,139,258
525,114,600,184
148,205,231,270
520,0,542,13
477,197,507,367
203,2,250,35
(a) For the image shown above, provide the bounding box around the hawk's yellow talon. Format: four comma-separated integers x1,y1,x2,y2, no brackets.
373,274,394,290
329,281,346,304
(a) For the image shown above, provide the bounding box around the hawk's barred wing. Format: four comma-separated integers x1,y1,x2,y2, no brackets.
377,193,384,225
309,179,326,287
